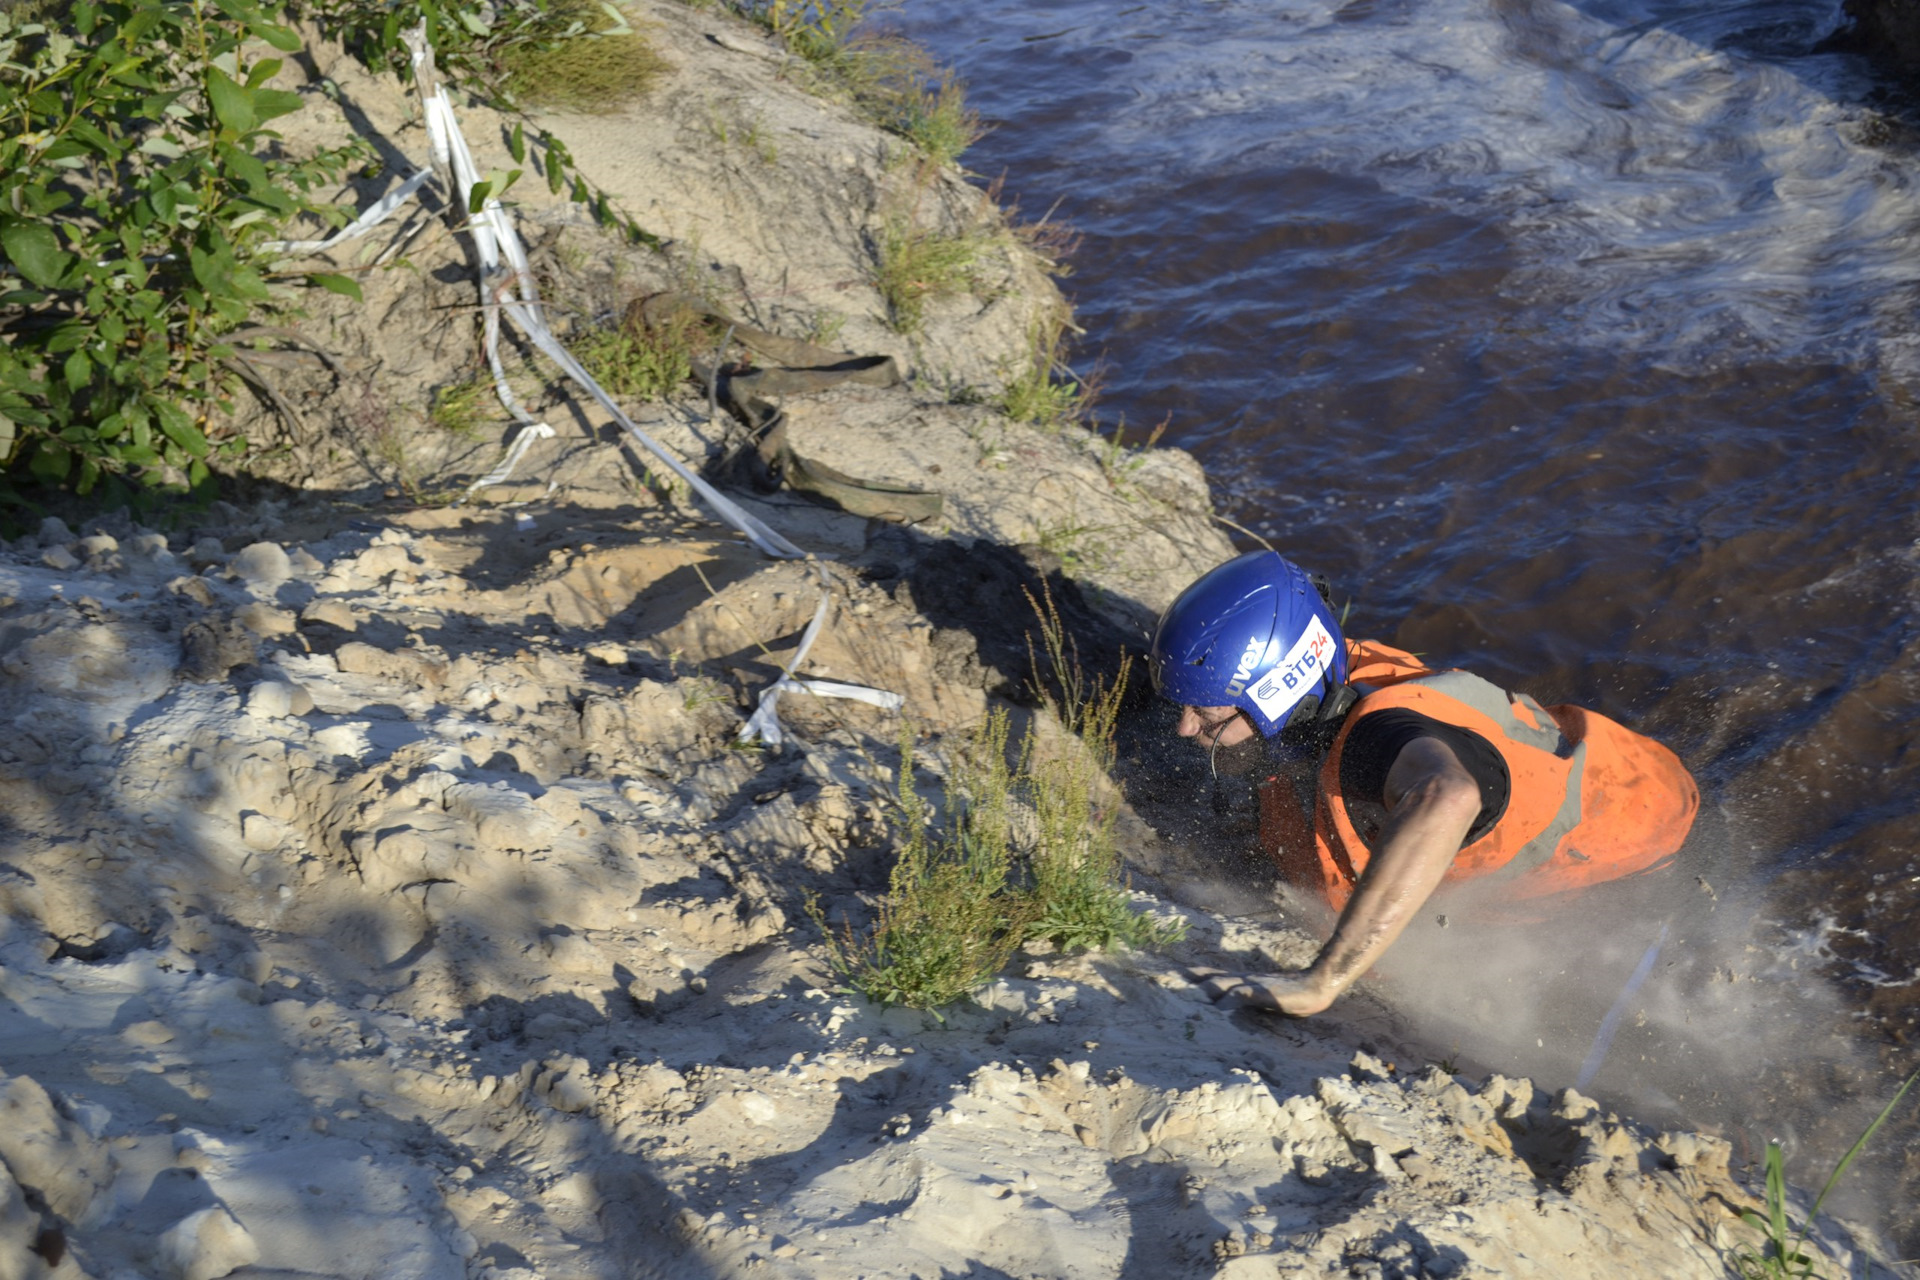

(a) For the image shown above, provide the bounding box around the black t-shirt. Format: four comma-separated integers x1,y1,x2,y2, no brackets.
1336,707,1511,851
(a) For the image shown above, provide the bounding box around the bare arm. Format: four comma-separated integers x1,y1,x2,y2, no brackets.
1193,735,1483,1016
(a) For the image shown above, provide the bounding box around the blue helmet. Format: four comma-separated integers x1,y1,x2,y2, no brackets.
1149,551,1349,737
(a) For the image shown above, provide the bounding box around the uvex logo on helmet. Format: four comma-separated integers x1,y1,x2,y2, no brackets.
1222,635,1267,698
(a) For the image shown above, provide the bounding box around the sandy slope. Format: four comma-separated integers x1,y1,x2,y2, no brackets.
0,2,1910,1278
1,497,1871,1280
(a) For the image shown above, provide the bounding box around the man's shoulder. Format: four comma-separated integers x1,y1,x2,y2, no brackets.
1345,638,1434,687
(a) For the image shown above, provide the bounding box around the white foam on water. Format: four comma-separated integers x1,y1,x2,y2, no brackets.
913,0,1920,376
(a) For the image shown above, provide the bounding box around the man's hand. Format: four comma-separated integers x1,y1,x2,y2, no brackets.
1187,966,1336,1017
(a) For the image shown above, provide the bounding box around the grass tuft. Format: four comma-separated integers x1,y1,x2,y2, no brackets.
1020,583,1184,954
725,0,982,165
867,65,982,167
496,0,671,113
428,376,498,438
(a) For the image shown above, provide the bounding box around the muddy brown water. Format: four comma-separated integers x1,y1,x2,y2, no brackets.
893,0,1920,1248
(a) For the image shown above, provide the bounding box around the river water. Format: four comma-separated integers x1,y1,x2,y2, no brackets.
890,0,1920,1244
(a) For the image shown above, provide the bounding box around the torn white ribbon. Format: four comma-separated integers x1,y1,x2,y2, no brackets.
462,422,556,499
739,589,904,747
264,167,433,254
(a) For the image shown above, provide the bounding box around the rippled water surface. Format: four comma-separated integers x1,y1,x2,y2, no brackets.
891,0,1920,1236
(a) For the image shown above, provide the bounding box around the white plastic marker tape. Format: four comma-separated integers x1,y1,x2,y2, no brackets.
264,167,433,255
404,27,805,559
463,422,556,499
401,31,900,741
740,586,904,748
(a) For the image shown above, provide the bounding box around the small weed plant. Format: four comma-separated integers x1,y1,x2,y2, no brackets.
873,212,980,335
870,67,980,168
1002,320,1094,431
813,718,1032,1014
1020,585,1183,954
1034,513,1114,578
570,300,708,402
428,375,497,438
707,106,778,164
1733,1068,1918,1279
1094,414,1168,491
813,590,1180,1013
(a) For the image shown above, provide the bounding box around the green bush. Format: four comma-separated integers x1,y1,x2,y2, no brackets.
0,0,369,500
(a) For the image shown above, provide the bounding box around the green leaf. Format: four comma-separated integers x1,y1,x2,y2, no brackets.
0,410,16,466
189,244,225,293
221,146,272,191
252,88,304,123
245,59,283,88
226,265,271,302
466,169,522,215
156,403,208,458
207,67,256,134
253,22,302,51
62,348,90,394
306,272,363,302
29,442,70,482
1,223,72,289
508,122,526,164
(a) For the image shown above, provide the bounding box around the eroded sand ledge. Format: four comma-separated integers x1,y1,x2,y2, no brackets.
0,5,1906,1278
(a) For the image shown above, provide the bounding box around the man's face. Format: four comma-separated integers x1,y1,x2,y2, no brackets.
1175,704,1258,749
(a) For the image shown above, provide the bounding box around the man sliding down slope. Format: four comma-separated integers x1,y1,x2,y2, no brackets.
1151,552,1698,1017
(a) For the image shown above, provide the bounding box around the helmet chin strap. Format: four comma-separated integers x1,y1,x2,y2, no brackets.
1203,680,1354,811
